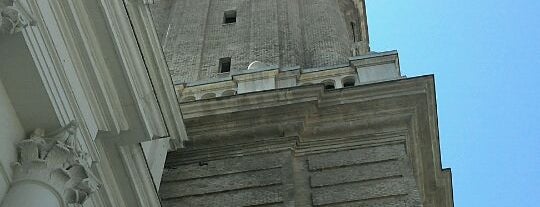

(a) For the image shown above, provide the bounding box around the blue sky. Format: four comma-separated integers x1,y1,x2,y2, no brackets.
365,0,540,206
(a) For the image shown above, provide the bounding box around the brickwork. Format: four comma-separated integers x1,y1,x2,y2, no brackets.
300,0,353,68
149,0,174,43
151,0,453,206
161,152,291,207
151,0,369,83
161,143,422,206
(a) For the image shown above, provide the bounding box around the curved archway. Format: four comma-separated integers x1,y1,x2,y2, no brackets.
321,79,336,90
342,76,356,88
221,90,236,97
181,96,196,102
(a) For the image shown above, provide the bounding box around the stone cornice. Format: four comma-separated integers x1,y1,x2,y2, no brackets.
104,0,188,147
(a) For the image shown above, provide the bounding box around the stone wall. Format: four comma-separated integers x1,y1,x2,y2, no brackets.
160,75,453,206
160,142,422,206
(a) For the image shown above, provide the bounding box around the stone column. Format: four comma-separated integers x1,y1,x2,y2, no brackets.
0,122,100,207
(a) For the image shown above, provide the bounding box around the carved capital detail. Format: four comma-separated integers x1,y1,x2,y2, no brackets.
13,121,100,206
0,0,31,34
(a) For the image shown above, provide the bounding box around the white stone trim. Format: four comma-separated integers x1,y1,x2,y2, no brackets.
119,145,161,207
121,0,188,148
18,0,100,160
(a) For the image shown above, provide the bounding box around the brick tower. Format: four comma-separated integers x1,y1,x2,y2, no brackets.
151,0,454,206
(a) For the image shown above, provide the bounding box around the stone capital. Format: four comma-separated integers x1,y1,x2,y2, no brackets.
0,0,32,34
12,121,100,206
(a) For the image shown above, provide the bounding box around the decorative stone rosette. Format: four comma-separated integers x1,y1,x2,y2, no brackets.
12,122,100,207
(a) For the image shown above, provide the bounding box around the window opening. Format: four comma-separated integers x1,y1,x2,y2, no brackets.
342,77,355,87
219,57,231,73
223,10,237,24
322,80,336,90
351,22,356,42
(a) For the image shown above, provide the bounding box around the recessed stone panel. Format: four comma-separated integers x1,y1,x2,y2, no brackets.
161,185,283,207
160,167,282,198
310,159,404,187
311,177,408,206
163,152,287,181
307,144,406,171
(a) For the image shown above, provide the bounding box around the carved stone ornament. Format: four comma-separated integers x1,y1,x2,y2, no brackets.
13,121,100,207
0,0,30,34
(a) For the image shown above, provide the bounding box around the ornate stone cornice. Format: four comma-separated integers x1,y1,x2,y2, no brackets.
0,0,31,34
13,121,100,206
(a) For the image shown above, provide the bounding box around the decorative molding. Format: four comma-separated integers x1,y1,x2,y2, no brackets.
124,0,188,148
12,121,100,206
18,0,101,160
0,0,32,34
119,145,161,207
61,0,129,134
99,0,168,141
104,0,188,147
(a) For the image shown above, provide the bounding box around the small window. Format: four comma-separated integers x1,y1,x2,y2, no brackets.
342,77,356,88
219,57,231,73
223,10,237,24
322,80,335,90
350,22,356,42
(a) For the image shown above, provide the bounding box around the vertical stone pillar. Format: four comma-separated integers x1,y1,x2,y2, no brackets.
0,122,100,207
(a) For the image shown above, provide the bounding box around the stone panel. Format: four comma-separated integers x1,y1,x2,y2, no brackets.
320,195,412,207
160,167,282,198
311,177,408,206
162,185,283,207
310,159,404,187
307,144,406,171
163,152,287,181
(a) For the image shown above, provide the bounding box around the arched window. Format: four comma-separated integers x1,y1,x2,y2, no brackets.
342,76,356,88
321,79,335,90
181,96,196,102
221,90,236,97
201,93,216,100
